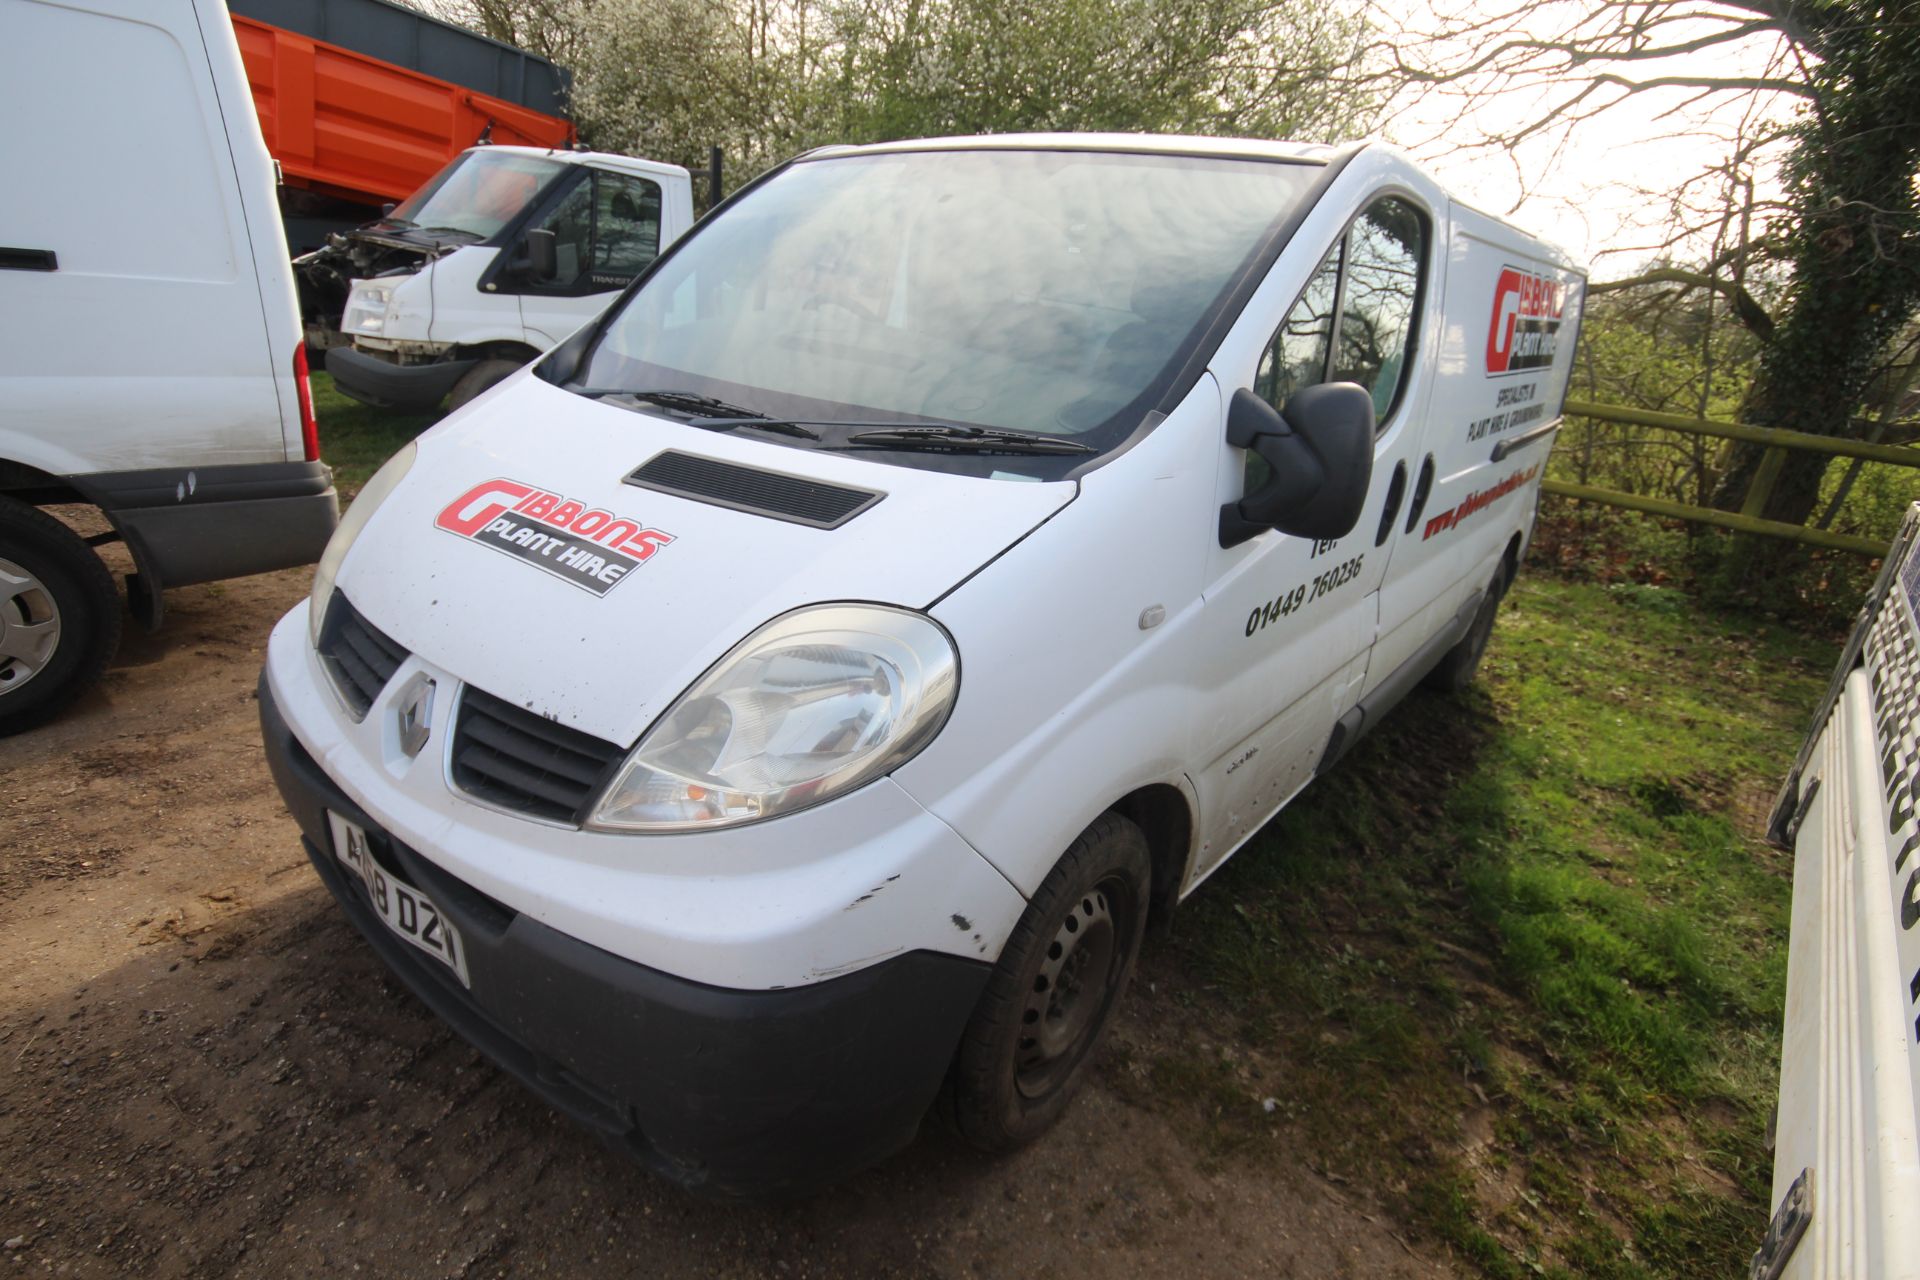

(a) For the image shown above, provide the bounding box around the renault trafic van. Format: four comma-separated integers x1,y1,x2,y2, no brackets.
258,134,1585,1195
1,0,338,734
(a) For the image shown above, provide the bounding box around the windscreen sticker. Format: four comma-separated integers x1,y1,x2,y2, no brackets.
434,478,673,596
1422,464,1539,541
1486,267,1565,376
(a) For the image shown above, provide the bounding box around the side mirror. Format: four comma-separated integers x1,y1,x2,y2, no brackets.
1218,383,1375,548
524,228,558,282
380,202,397,218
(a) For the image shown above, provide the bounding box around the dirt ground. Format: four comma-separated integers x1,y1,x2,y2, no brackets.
0,551,1458,1279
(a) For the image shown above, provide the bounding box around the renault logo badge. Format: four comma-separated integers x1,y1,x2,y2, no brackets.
395,674,435,758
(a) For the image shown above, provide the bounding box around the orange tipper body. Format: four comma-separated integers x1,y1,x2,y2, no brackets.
230,14,572,208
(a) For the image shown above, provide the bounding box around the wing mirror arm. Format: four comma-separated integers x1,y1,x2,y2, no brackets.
1218,384,1376,549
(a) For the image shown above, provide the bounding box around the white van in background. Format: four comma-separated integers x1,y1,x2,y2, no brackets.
259,134,1584,1195
302,146,695,412
0,0,337,734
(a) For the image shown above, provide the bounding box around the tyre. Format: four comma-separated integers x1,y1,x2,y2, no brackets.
1424,561,1512,694
445,358,523,412
952,811,1151,1151
0,498,121,736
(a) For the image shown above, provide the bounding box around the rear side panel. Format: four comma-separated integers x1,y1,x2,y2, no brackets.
0,0,294,473
1769,506,1920,1279
1364,204,1584,693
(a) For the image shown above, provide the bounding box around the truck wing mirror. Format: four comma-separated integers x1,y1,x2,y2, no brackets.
1219,383,1375,548
524,228,558,282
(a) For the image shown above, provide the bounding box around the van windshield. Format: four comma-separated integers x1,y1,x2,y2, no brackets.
575,149,1321,465
390,149,565,239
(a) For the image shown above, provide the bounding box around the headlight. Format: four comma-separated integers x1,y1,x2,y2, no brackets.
587,605,958,832
342,280,396,336
309,441,417,644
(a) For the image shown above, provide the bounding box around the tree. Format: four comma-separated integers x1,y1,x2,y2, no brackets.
429,0,1381,182
1364,0,1920,552
821,0,1376,144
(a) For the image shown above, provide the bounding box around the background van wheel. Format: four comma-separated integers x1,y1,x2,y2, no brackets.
0,498,122,736
446,358,523,411
1425,562,1512,694
953,811,1150,1152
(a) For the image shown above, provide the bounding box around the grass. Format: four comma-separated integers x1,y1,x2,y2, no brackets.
1113,573,1833,1277
311,371,442,495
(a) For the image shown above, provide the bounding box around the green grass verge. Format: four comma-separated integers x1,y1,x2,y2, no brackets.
1114,574,1830,1276
311,370,442,496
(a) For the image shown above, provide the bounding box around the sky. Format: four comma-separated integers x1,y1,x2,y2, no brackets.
1370,1,1802,273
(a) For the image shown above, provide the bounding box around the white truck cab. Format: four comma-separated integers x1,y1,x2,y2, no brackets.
1761,505,1920,1280
0,0,338,734
258,134,1585,1195
306,145,694,411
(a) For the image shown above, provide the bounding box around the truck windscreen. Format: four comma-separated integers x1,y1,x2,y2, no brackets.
576,149,1322,457
390,149,565,239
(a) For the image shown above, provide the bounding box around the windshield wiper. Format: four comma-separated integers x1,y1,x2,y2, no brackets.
841,425,1095,455
576,388,770,418
573,389,821,439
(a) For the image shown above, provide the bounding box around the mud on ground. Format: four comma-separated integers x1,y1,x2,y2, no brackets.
0,559,1457,1279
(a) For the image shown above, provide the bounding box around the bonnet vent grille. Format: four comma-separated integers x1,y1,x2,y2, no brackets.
624,451,884,529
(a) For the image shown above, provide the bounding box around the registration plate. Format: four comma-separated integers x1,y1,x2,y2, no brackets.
327,811,471,987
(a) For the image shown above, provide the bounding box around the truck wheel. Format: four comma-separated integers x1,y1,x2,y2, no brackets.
0,498,121,736
952,811,1150,1151
446,358,522,411
1425,563,1511,694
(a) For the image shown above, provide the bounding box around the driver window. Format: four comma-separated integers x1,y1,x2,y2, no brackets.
1253,196,1427,430
1336,199,1424,421
1255,246,1339,411
593,172,662,276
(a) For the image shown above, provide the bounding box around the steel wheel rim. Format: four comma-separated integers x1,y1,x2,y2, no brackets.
0,556,60,697
1015,877,1128,1099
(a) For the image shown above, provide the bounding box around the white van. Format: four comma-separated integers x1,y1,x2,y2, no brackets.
305,145,695,412
1760,504,1920,1279
257,134,1585,1195
0,0,337,734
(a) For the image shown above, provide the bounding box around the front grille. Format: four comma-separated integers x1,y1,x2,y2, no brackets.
317,593,408,719
625,450,885,529
451,686,624,824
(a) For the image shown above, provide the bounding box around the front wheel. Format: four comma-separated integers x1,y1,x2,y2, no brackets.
446,357,523,412
0,498,121,735
952,811,1150,1151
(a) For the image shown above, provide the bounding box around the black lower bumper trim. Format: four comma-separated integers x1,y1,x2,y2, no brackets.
258,672,990,1197
326,345,475,411
71,461,340,594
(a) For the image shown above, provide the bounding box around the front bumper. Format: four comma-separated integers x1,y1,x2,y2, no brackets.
260,673,993,1195
326,345,475,411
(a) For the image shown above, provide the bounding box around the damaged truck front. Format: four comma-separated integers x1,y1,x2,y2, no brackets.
299,145,693,413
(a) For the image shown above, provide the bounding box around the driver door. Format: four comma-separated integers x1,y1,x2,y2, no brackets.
1187,194,1437,882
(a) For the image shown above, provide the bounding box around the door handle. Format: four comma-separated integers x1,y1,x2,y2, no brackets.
0,247,57,272
1404,454,1436,534
1374,459,1408,546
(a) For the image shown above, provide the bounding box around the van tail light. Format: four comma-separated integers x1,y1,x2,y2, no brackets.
293,343,320,462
